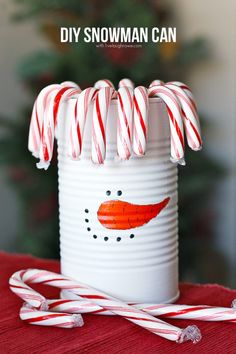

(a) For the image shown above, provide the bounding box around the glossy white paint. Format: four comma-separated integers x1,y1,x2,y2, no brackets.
57,97,179,303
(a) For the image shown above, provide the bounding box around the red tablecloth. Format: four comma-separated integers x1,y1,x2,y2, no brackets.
1,251,236,354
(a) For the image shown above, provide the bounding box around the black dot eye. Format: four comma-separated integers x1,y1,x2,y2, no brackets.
106,190,111,196
130,234,134,239
104,237,109,241
117,237,121,242
85,209,89,213
85,219,89,223
93,235,97,239
87,227,91,231
117,190,122,196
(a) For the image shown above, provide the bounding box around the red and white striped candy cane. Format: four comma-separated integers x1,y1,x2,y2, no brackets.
91,86,114,164
148,85,185,164
165,83,202,151
168,81,197,111
133,86,149,156
134,303,236,322
117,86,134,160
48,297,236,323
119,78,134,89
28,84,61,158
68,87,97,159
9,269,201,343
94,79,115,89
20,302,83,328
38,85,81,169
61,81,79,88
149,80,164,87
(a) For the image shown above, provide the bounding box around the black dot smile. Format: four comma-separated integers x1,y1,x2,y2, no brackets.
85,191,135,242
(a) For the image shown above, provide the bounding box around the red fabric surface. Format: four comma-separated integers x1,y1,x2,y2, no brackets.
1,251,236,354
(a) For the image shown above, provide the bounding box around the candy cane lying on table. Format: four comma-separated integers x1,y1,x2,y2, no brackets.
117,86,134,160
47,297,236,323
9,269,201,343
148,85,185,165
68,87,98,159
165,83,202,151
133,86,149,156
20,302,83,328
91,86,115,164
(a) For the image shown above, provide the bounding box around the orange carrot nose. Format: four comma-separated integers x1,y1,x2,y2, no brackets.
97,197,170,230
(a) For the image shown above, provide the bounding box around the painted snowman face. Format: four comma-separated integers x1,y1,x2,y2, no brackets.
84,188,170,243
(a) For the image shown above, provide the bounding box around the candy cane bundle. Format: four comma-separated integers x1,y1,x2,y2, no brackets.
9,269,201,343
29,78,202,166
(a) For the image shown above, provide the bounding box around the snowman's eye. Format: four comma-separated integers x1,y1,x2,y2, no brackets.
106,190,111,196
117,190,122,196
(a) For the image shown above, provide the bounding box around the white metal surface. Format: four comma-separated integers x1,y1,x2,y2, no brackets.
57,98,179,303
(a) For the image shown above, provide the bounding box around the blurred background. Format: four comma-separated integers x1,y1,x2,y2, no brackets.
0,0,235,286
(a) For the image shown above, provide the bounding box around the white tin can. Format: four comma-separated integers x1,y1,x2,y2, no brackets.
57,97,179,303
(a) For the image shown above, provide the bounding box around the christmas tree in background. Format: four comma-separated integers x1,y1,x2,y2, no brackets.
0,0,225,282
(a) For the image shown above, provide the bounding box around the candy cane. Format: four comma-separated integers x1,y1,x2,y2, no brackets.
148,85,185,164
133,86,149,156
61,81,80,88
68,87,97,159
165,83,202,151
117,86,134,160
149,80,164,87
20,302,83,328
47,297,236,323
91,87,114,164
28,84,61,158
167,81,197,111
38,85,81,169
119,78,134,89
9,269,201,343
94,79,115,89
